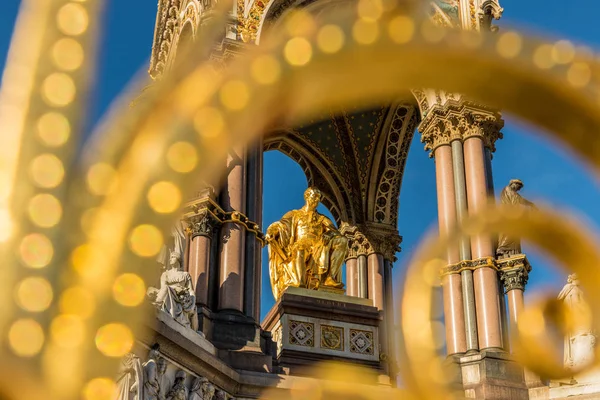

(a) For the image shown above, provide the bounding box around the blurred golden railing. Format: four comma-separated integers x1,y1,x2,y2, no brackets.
1,0,600,398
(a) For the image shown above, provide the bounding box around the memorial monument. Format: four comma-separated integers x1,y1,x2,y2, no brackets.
114,0,597,399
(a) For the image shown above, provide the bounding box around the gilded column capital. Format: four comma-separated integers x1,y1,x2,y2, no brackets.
418,100,504,157
498,254,532,293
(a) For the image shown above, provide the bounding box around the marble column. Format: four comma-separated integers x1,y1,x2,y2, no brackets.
218,146,247,312
244,138,263,321
463,136,503,350
346,257,358,297
435,144,467,355
358,255,368,299
187,214,214,306
451,140,479,353
368,252,388,373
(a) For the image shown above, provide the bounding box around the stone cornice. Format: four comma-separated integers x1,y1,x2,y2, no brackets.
418,100,504,157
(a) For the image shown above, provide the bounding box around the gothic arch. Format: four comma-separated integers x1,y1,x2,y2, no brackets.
367,103,419,225
264,131,354,224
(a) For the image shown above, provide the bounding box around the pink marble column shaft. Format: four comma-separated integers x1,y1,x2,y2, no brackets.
218,146,247,312
464,137,503,349
188,235,211,305
346,257,358,297
507,288,524,342
435,145,467,354
367,253,385,310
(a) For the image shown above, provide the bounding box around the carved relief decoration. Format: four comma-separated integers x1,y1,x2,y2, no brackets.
118,345,235,400
349,329,374,355
289,320,314,347
371,104,419,226
321,325,344,351
149,0,182,79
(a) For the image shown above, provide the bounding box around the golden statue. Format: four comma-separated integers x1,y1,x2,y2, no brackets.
265,187,348,300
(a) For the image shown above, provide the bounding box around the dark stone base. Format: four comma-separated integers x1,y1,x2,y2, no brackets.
262,287,383,376
195,306,274,372
458,350,529,399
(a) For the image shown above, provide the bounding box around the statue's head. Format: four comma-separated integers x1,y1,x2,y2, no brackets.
509,179,523,191
174,369,186,383
148,343,160,361
304,187,322,210
568,273,579,284
157,357,167,374
169,250,182,269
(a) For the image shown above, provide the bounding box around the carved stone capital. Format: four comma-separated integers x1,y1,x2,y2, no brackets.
340,224,373,258
418,100,504,157
498,254,532,293
341,223,402,262
185,210,217,238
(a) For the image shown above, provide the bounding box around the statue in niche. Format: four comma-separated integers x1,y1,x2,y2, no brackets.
165,370,188,400
116,353,144,400
558,274,597,374
188,377,209,400
142,345,162,400
147,250,199,331
496,179,536,258
265,187,348,300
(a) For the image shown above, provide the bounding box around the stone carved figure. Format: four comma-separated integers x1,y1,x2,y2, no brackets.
202,383,215,400
116,353,144,400
496,179,536,257
265,187,348,300
188,377,208,400
166,370,188,400
148,251,199,331
558,274,596,373
142,345,162,400
158,358,171,400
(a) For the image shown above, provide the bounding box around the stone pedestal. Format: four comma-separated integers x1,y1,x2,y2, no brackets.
459,350,529,399
262,287,382,374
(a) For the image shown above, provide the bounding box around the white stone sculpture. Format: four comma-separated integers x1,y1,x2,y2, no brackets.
142,346,162,400
188,377,208,400
117,353,144,400
558,274,597,377
148,251,199,331
166,370,188,400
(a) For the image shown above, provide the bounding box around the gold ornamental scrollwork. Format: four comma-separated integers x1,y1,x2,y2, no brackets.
2,0,600,398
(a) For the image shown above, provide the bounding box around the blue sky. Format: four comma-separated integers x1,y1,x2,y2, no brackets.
1,0,599,323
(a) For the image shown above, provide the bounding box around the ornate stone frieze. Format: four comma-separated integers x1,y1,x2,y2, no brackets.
117,344,235,400
419,100,504,157
497,254,531,293
183,196,265,243
149,0,182,79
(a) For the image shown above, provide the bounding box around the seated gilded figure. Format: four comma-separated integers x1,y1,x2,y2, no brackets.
265,187,348,300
